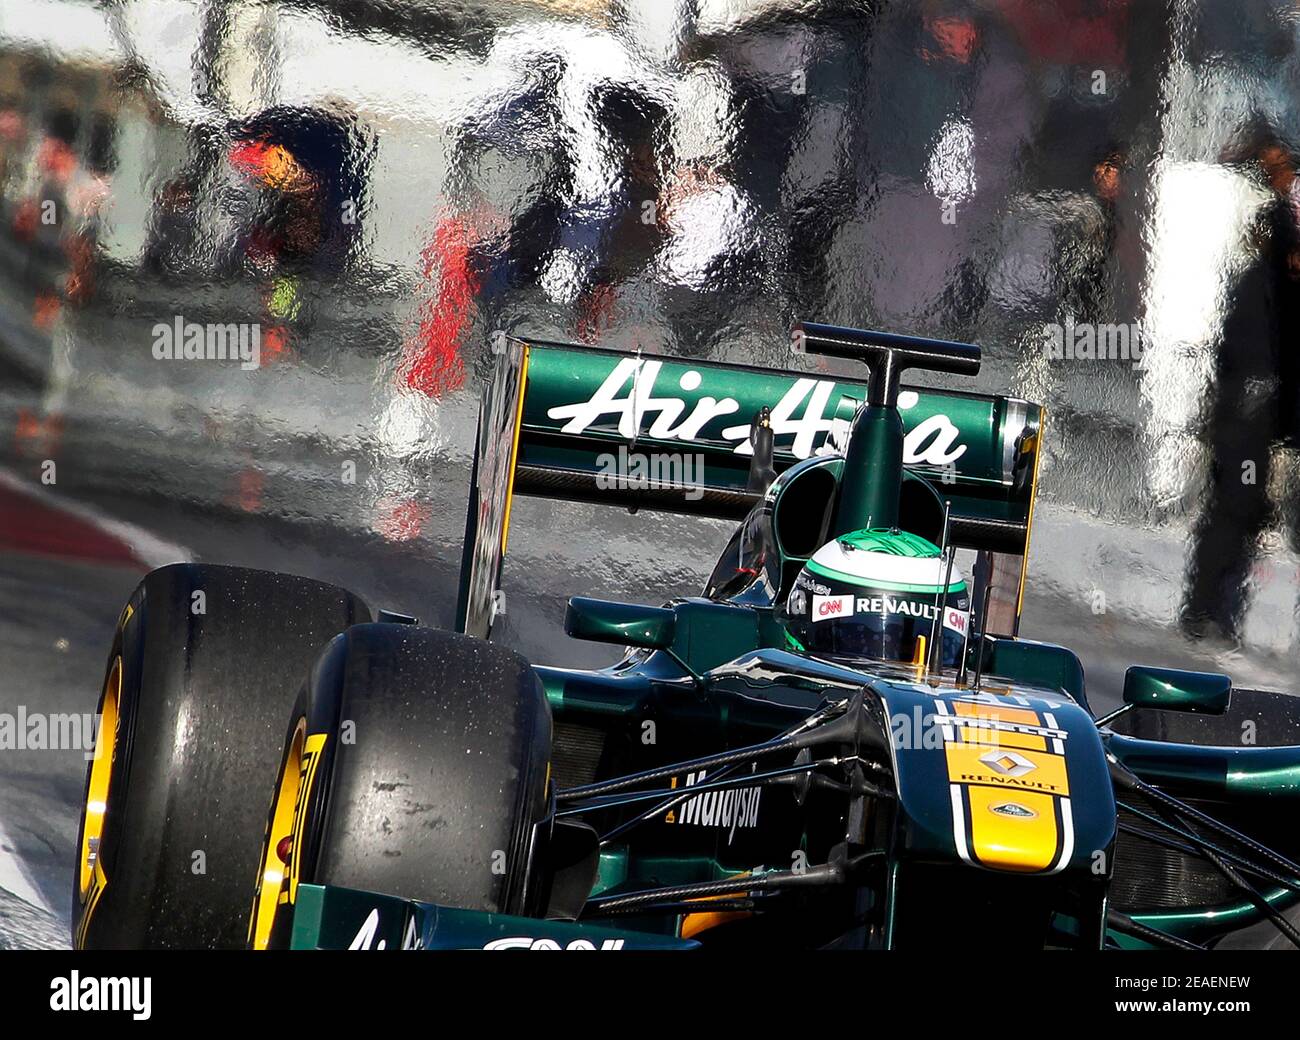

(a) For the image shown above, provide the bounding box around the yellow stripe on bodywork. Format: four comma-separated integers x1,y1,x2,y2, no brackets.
952,702,1039,725
963,787,1059,873
500,345,530,556
945,743,1069,795
942,698,1072,874
952,702,1047,751
1016,414,1045,619
957,726,1046,751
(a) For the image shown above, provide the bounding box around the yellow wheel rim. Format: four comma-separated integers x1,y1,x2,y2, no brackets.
250,718,305,950
79,656,120,901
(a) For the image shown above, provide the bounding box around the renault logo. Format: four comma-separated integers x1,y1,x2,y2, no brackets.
979,749,1036,778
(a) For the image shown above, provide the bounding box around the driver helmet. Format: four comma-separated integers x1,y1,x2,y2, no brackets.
779,528,971,668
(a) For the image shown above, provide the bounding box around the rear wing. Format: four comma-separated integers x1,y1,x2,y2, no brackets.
456,337,1044,639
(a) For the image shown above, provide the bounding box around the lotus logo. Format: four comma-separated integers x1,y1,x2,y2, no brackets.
979,749,1036,778
990,801,1037,819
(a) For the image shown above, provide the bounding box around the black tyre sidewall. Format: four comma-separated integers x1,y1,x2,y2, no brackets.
73,563,369,949
265,624,551,946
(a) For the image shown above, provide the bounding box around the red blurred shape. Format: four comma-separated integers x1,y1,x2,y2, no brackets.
261,324,290,364
234,466,265,513
14,409,64,457
374,497,431,543
400,214,477,398
1002,0,1130,67
228,139,274,178
924,15,979,64
577,283,617,344
32,292,61,329
37,137,76,182
11,198,38,241
0,481,141,568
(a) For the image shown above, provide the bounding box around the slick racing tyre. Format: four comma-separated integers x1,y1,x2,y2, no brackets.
249,623,552,950
73,563,371,949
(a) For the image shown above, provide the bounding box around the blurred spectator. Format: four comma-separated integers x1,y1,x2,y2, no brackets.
142,173,201,282
568,85,668,342
1182,126,1300,644
220,105,374,361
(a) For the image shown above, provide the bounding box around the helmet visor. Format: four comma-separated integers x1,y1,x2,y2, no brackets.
795,587,971,668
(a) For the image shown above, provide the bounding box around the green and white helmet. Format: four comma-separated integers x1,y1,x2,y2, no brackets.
779,528,971,668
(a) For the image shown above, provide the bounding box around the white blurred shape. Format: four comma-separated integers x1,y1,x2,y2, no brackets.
1140,160,1267,504
925,118,975,204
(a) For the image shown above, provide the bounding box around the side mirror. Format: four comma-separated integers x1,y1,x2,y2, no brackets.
565,597,676,651
1122,665,1231,716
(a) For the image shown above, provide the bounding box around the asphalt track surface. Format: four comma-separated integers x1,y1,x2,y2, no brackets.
1,436,1297,949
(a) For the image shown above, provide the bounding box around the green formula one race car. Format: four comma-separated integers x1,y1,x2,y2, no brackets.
72,323,1300,951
